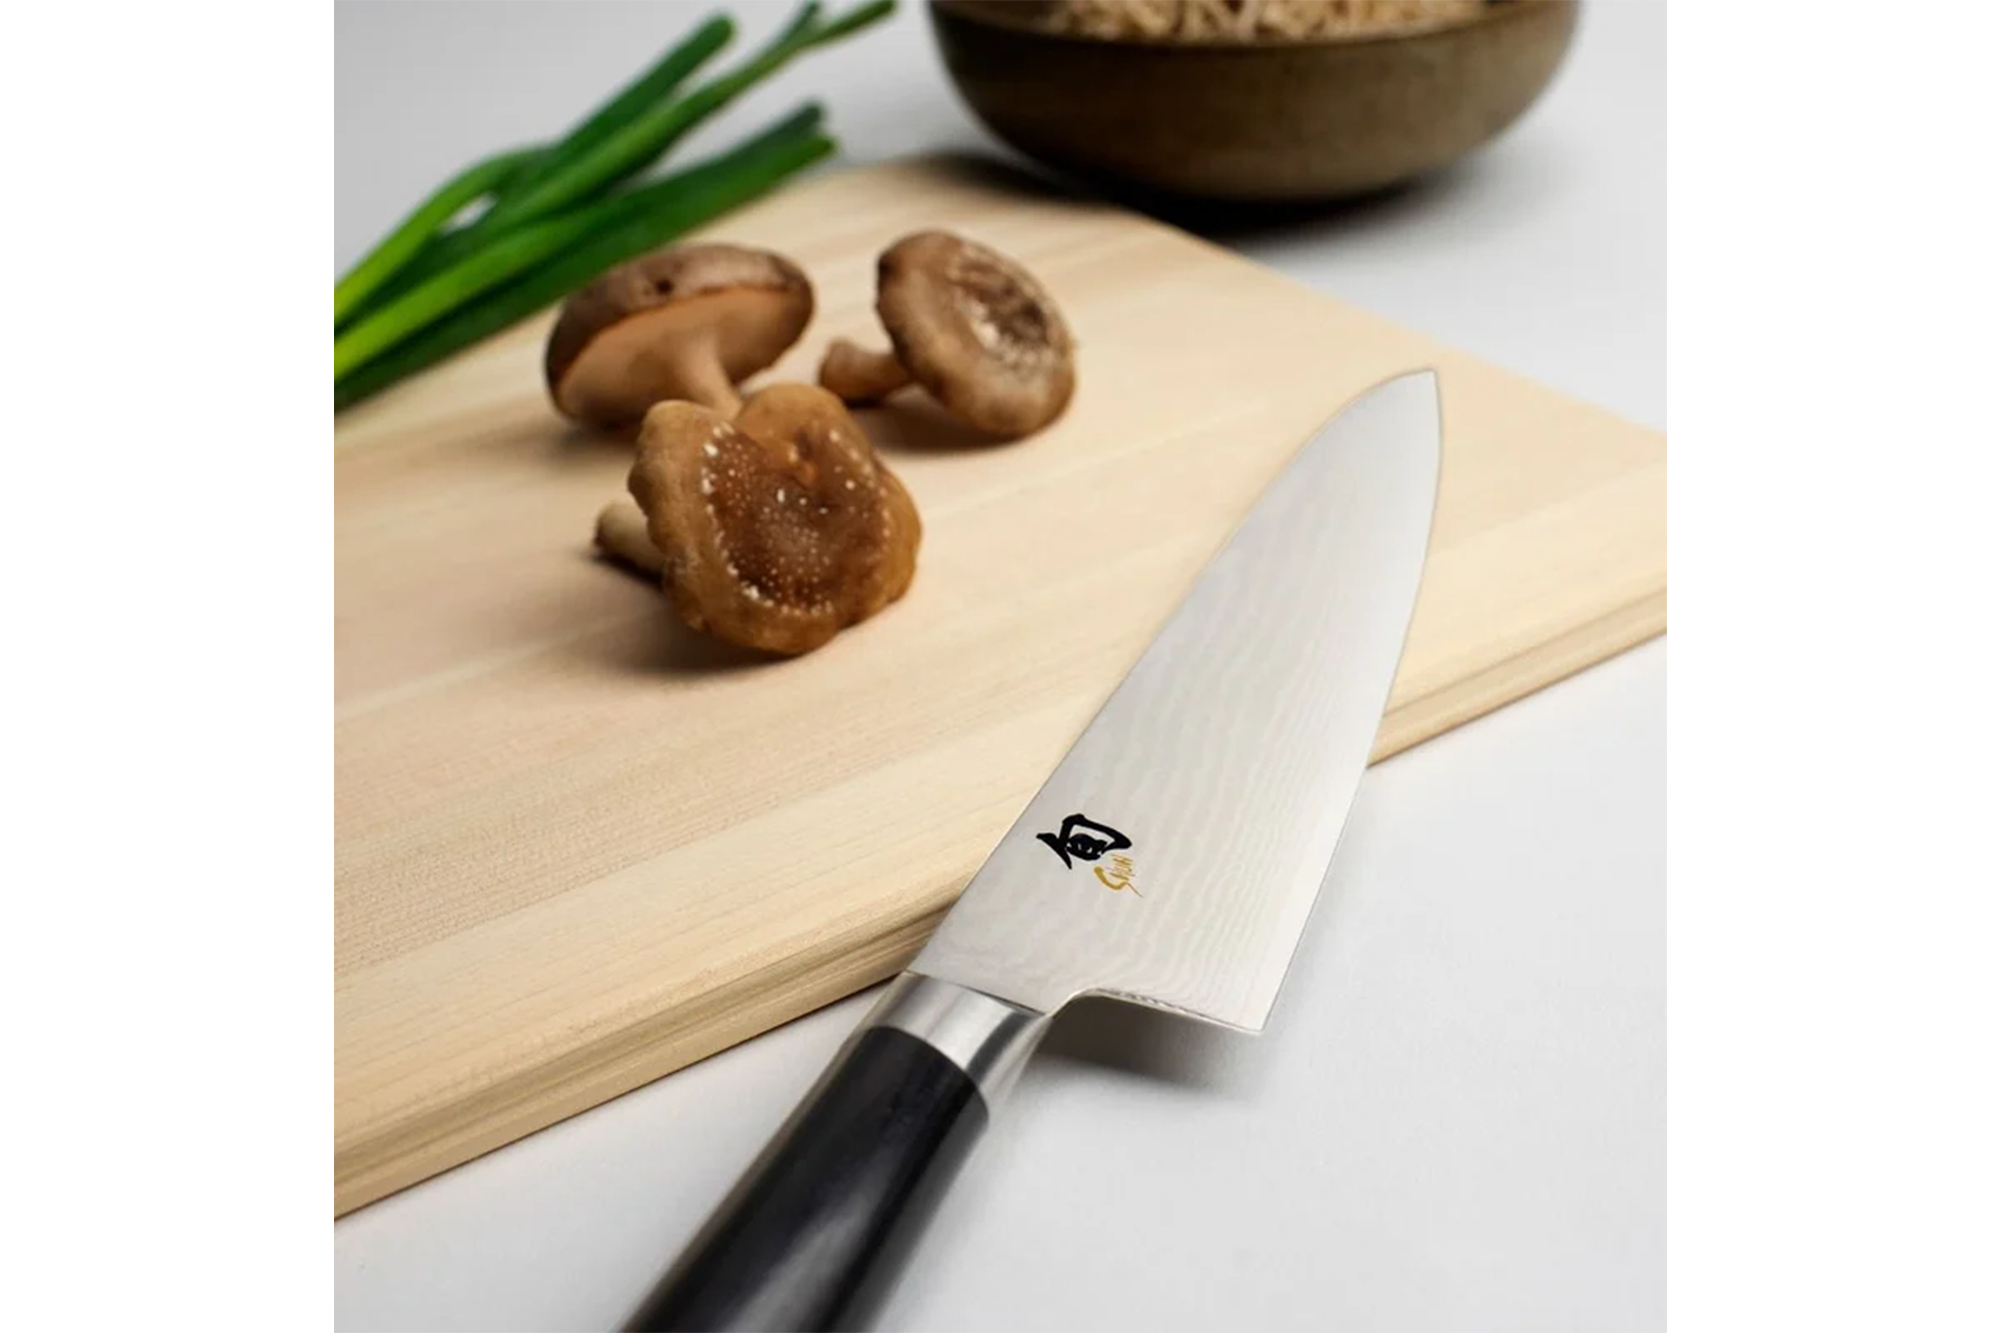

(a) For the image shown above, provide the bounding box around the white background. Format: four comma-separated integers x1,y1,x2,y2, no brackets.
334,3,1664,1329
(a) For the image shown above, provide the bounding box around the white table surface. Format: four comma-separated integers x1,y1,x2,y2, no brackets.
335,4,1665,1329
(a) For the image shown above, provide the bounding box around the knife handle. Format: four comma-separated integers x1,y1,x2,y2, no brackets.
627,974,1048,1333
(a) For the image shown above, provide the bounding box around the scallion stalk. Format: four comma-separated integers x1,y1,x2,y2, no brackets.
333,146,545,326
475,0,889,234
335,206,605,379
519,13,735,180
334,12,735,328
335,105,833,412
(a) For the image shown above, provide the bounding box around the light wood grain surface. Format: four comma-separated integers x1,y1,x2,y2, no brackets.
334,157,1665,1216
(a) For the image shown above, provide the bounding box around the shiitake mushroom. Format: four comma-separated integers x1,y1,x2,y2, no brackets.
600,384,921,655
819,230,1076,439
582,232,1079,654
546,244,814,427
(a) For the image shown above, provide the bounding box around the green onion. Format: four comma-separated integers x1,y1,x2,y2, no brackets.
334,13,734,329
332,146,544,326
476,0,890,234
333,1,897,408
335,206,607,380
519,13,734,182
335,105,833,412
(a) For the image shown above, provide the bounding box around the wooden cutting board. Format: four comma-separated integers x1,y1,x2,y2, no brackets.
335,156,1665,1216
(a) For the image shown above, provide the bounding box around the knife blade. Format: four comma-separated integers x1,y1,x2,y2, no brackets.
629,370,1443,1333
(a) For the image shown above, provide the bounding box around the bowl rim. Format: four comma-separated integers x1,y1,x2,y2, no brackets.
928,0,1566,53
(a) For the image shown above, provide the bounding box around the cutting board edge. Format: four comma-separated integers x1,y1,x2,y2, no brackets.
334,900,949,1217
1376,590,1666,760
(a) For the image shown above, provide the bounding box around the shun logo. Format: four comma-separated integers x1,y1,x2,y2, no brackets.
1036,814,1140,895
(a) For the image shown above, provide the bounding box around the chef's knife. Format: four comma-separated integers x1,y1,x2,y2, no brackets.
629,370,1443,1333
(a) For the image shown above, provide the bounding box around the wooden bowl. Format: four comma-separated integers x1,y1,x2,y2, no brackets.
929,1,1580,202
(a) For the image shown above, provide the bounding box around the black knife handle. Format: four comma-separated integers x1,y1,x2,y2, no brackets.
628,975,1046,1333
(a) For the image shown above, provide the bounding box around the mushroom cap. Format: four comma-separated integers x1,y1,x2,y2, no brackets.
627,384,921,655
874,230,1076,438
545,244,814,425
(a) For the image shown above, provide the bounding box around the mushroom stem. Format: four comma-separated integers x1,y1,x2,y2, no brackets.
670,347,745,417
595,498,668,576
818,338,912,404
